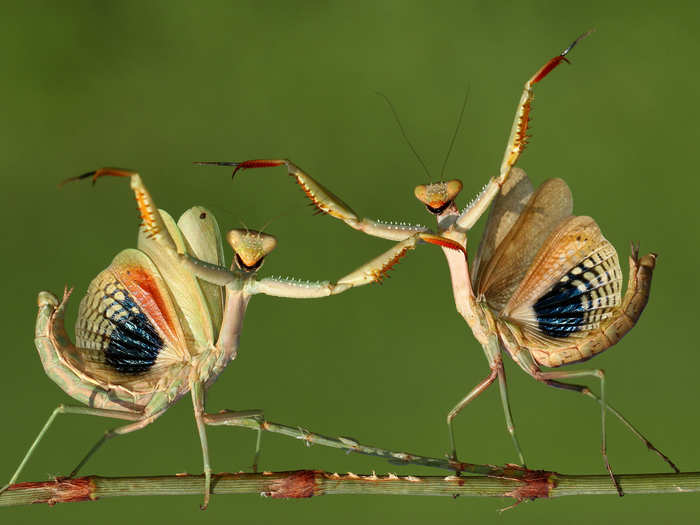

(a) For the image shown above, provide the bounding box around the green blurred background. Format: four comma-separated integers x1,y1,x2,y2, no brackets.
2,1,699,523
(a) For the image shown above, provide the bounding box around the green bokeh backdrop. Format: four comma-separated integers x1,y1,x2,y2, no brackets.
2,1,699,523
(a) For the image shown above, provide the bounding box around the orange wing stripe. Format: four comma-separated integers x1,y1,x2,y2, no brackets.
115,265,179,346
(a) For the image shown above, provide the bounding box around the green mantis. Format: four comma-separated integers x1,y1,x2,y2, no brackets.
0,168,459,509
197,33,679,496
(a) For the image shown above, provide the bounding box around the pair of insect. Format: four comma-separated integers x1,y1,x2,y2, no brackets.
1,33,677,508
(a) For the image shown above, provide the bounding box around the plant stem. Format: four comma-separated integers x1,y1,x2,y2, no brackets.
2,470,699,507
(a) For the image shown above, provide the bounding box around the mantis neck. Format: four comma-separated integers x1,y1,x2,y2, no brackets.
437,210,491,345
201,289,251,389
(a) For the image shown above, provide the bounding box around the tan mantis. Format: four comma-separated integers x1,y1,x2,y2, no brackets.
197,33,679,495
0,168,461,509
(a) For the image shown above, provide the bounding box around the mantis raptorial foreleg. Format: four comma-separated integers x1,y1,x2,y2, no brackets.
195,159,431,241
0,405,143,494
455,30,592,231
180,232,462,300
64,168,174,246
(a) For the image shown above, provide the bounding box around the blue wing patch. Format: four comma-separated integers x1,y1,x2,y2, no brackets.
533,252,622,339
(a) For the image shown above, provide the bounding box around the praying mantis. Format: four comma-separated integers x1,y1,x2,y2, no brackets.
197,32,679,495
0,168,460,509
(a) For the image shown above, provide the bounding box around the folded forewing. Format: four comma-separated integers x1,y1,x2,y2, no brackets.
138,209,215,353
472,167,534,285
476,178,573,312
503,215,622,343
177,206,225,335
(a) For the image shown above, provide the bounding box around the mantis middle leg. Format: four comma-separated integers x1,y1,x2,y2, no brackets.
448,336,525,466
203,409,265,472
191,381,212,510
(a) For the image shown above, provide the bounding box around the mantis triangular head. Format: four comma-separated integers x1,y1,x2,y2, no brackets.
414,180,463,215
227,229,277,272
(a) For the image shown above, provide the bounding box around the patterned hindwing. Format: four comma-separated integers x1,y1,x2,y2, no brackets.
532,243,622,338
503,215,623,344
75,248,188,389
77,275,161,374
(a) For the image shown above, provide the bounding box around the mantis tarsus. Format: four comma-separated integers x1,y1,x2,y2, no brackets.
0,168,460,509
197,32,679,496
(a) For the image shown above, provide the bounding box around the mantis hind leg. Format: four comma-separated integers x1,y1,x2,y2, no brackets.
537,374,679,473
533,368,622,496
68,413,161,479
0,405,142,495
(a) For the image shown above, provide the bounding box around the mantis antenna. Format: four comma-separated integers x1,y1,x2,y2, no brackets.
375,91,432,181
440,86,470,180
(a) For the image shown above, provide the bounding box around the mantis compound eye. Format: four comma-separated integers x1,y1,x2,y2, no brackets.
227,229,277,272
414,180,463,215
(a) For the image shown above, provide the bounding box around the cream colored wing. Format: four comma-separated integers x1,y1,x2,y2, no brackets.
475,178,573,313
138,209,215,354
471,167,534,285
503,215,622,343
177,206,225,337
